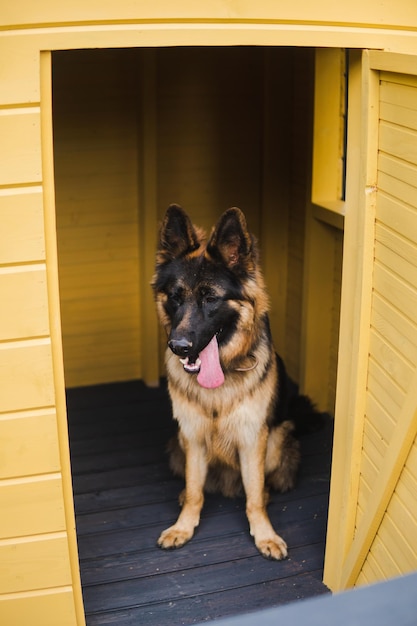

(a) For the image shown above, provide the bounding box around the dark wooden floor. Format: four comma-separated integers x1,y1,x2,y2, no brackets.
67,380,333,626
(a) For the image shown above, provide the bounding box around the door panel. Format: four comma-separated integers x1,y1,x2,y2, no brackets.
324,51,417,591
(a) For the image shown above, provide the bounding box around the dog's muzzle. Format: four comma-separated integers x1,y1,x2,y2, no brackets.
169,338,201,373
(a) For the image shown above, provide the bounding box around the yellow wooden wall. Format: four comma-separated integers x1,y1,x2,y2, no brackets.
285,49,317,383
53,50,142,387
355,69,417,583
299,48,346,414
324,51,417,592
2,6,417,624
328,227,344,412
0,56,82,625
156,47,264,228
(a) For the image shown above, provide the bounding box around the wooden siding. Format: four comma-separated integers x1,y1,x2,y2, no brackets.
323,51,417,593
0,189,45,264
156,48,264,229
0,110,42,185
356,70,417,582
328,227,343,412
0,123,80,626
0,590,77,626
301,48,345,414
53,50,142,388
285,49,315,383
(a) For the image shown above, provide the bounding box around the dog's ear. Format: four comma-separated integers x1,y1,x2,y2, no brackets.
206,207,256,272
157,204,201,262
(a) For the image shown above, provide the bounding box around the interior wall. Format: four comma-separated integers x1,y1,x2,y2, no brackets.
52,47,320,390
285,48,316,382
328,227,344,411
53,50,142,387
156,47,264,230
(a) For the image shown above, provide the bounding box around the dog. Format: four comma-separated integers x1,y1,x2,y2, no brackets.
152,204,322,560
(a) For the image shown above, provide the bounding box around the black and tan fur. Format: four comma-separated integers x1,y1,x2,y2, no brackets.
152,205,320,560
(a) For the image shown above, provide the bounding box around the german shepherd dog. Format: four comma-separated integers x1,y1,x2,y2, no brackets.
152,205,321,560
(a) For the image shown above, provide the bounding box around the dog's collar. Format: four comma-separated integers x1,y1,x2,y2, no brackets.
234,354,258,372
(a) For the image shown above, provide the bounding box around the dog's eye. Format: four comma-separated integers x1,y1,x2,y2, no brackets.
204,295,218,304
168,292,182,306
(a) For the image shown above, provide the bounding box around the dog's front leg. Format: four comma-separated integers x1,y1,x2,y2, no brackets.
158,437,207,550
239,428,288,560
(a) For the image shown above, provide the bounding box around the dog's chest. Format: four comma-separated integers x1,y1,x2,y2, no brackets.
171,380,265,467
204,412,242,468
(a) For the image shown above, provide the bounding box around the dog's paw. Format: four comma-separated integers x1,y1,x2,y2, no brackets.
157,525,193,550
256,534,288,560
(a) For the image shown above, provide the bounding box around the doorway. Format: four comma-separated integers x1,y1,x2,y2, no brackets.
51,46,340,623
52,47,332,392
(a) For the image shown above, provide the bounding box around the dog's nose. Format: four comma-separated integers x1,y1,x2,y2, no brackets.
168,338,193,357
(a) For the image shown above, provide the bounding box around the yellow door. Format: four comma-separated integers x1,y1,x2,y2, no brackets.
324,50,417,591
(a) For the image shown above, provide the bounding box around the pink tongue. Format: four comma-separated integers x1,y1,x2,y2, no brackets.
197,335,225,389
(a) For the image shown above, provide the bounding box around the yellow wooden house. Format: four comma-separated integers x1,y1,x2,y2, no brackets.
2,1,417,624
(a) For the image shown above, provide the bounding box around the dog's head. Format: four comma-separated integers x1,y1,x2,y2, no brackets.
152,205,266,387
